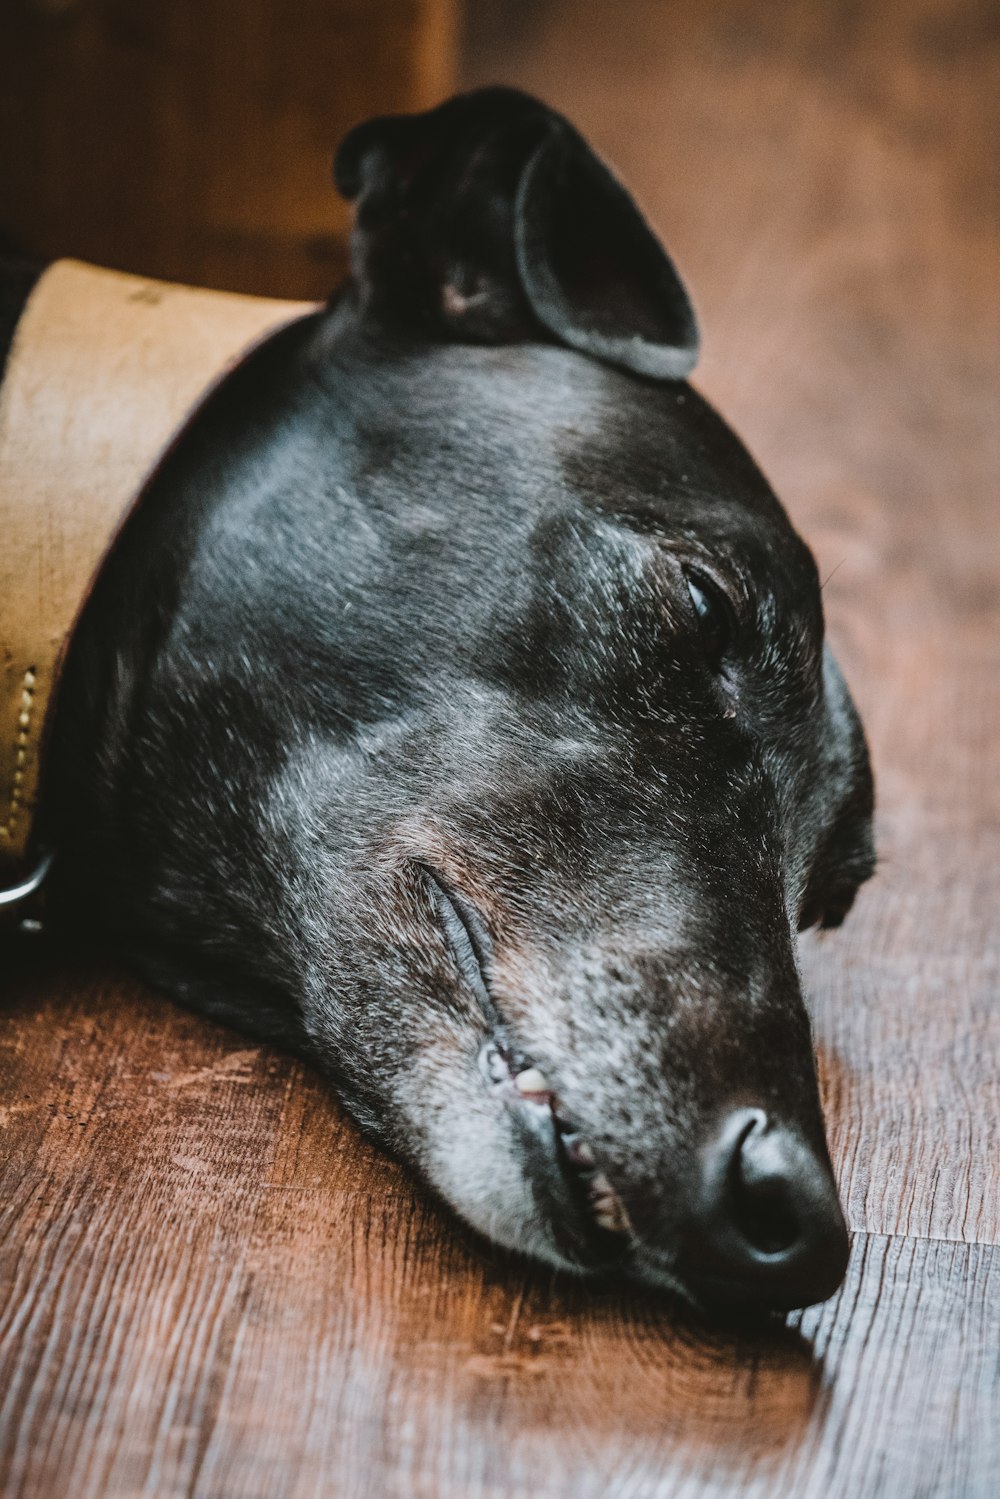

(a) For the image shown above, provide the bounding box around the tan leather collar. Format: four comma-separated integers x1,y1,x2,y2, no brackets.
0,259,315,905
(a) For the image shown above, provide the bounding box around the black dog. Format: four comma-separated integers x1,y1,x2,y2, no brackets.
34,89,874,1311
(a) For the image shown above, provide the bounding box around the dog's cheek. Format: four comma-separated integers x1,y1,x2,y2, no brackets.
392,1045,570,1267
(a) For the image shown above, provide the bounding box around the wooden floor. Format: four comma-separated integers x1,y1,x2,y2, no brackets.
2,2,998,1495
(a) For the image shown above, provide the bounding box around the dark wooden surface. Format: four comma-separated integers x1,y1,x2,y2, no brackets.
2,1,998,1494
0,0,455,297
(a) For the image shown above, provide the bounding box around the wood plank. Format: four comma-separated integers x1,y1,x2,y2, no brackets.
1,974,997,1497
0,963,290,1499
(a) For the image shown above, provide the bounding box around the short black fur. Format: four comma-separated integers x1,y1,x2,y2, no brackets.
35,88,874,1308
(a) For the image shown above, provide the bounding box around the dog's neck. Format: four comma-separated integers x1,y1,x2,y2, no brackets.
0,259,312,905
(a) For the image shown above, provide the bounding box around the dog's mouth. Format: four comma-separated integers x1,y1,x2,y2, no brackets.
421,864,632,1269
479,1036,633,1267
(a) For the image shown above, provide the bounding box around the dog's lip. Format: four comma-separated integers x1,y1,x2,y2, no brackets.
418,862,632,1267
480,1038,633,1268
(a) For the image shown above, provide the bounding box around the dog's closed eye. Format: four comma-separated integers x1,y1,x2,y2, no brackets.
683,569,733,665
608,507,740,672
421,864,496,1013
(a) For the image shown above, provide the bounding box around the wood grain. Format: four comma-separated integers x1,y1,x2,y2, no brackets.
2,1,998,1494
1,967,997,1499
0,0,456,298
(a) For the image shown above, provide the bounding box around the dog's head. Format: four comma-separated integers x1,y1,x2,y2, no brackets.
64,89,875,1312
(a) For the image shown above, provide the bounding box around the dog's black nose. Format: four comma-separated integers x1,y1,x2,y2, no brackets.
682,1108,850,1312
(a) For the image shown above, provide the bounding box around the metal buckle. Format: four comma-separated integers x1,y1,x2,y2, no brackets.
0,848,53,912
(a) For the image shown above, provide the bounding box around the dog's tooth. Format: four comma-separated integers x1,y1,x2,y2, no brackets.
513,1067,551,1096
569,1138,596,1168
596,1200,632,1233
589,1172,614,1199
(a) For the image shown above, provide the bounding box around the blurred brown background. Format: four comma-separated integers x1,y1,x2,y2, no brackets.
0,0,456,295
1,3,998,1497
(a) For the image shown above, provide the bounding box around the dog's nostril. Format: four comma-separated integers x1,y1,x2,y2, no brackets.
730,1109,801,1256
682,1107,850,1312
732,1172,799,1256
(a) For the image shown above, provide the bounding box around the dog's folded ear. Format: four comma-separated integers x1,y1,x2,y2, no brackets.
334,86,698,379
